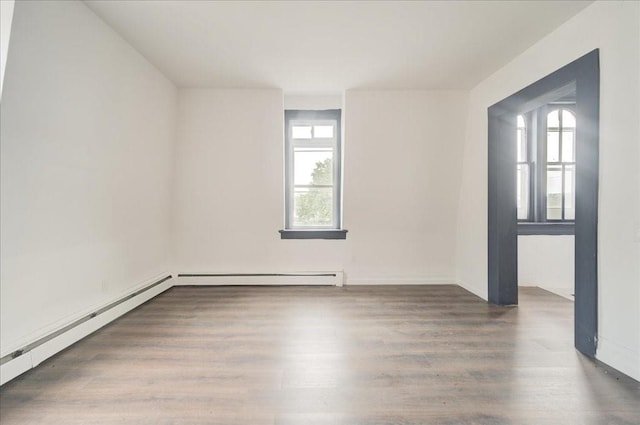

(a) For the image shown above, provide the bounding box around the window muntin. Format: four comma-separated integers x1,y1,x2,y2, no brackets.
285,110,341,229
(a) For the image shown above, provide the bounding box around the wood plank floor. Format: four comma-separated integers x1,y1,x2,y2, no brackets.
1,285,638,424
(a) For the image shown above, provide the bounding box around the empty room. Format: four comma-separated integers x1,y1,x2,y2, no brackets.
0,0,639,424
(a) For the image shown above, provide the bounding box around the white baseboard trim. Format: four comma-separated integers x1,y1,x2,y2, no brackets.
596,335,640,382
345,277,454,285
0,273,173,386
174,271,344,287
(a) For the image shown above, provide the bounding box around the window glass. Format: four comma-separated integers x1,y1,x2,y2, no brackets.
517,115,527,162
517,164,530,220
292,126,312,139
547,131,560,162
562,130,575,162
547,109,560,128
547,165,563,220
293,148,333,185
562,109,576,128
293,187,333,226
564,164,575,220
313,125,334,138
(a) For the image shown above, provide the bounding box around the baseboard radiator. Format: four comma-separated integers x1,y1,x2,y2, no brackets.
174,272,344,286
0,275,173,386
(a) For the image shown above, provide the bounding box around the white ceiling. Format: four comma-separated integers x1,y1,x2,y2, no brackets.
84,0,592,92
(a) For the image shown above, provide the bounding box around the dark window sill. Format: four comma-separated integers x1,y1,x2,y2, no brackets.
518,222,575,235
279,229,348,240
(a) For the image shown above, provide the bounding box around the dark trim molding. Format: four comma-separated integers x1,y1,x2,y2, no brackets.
488,104,519,305
518,222,575,235
487,49,599,357
573,50,600,357
279,229,348,240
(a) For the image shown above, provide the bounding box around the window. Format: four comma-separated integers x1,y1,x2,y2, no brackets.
517,101,576,235
280,109,346,239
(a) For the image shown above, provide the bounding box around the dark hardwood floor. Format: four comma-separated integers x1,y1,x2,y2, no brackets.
1,285,638,424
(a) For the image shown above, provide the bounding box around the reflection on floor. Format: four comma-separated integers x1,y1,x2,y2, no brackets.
520,284,574,301
1,285,638,424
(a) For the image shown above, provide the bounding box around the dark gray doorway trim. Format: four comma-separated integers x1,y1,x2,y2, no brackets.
487,49,599,357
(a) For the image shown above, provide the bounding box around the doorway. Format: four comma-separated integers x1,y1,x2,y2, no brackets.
487,49,600,357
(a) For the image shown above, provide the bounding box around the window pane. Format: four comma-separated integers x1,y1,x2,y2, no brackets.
292,126,312,139
562,130,575,162
517,163,530,220
547,165,562,220
517,115,526,162
517,130,525,162
562,110,576,128
547,109,560,128
547,131,560,162
314,125,334,138
294,148,333,185
293,187,333,226
565,164,575,220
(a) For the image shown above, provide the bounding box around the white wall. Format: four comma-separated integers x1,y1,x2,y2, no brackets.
172,89,467,284
518,236,574,299
283,93,343,110
0,0,15,99
0,1,177,353
344,91,467,283
456,0,640,380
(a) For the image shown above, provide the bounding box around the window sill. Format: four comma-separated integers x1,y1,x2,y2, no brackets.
518,222,575,235
279,229,348,240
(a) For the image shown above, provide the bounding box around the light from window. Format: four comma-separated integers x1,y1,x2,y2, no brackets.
546,165,563,220
516,114,530,220
292,126,312,139
313,125,334,138
564,164,575,220
546,108,576,221
562,109,576,127
547,132,560,162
